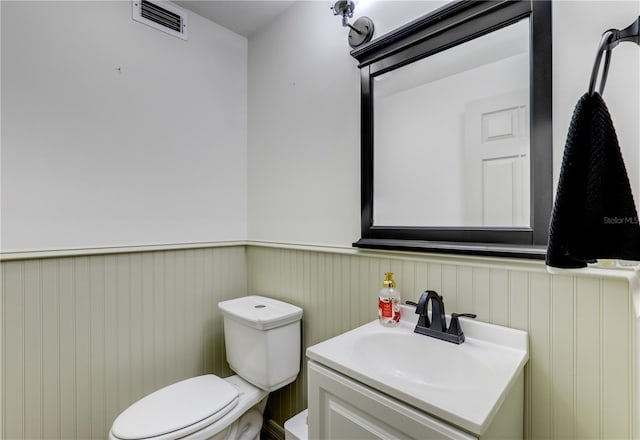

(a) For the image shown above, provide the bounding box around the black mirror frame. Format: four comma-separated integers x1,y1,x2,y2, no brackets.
351,0,552,259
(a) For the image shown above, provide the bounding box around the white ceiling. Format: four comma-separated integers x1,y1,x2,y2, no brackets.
174,1,296,38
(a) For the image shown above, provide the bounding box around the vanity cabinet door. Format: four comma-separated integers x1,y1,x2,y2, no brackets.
308,361,477,440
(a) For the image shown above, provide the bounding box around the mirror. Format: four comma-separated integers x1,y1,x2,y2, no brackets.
374,19,530,228
352,0,552,258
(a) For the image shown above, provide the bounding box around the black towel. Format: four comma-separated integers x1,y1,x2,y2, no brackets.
546,92,640,268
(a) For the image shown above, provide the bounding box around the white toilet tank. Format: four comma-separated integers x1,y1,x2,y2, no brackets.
218,296,303,392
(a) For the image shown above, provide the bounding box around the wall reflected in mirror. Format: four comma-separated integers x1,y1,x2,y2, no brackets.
373,18,530,228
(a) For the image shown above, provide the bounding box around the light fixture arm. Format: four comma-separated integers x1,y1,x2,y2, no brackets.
346,22,362,34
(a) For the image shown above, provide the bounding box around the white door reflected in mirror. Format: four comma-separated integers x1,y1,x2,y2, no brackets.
463,89,530,227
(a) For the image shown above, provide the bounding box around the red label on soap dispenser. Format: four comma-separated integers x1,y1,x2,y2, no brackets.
379,298,393,318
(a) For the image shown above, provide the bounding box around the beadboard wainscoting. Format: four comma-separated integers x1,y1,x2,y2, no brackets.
1,243,639,439
1,246,246,439
246,245,639,440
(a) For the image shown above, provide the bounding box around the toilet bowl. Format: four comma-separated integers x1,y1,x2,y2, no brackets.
109,296,303,440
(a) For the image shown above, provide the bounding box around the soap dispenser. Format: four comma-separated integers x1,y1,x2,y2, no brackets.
378,272,401,327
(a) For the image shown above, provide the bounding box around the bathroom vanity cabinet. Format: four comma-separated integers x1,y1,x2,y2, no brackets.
305,306,528,439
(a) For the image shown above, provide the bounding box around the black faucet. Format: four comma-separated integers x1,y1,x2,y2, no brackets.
411,290,476,344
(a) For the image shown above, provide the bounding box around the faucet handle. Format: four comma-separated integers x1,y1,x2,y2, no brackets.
453,313,477,319
447,313,477,337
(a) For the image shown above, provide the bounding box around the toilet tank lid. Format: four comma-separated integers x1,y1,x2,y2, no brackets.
218,296,303,330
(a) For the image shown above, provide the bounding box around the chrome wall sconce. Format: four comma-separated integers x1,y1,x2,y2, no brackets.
331,0,374,48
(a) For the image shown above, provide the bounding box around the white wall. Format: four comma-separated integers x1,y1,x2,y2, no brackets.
3,1,638,251
248,0,640,246
0,1,248,252
247,1,442,246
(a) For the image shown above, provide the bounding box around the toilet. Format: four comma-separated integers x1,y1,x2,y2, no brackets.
109,295,303,440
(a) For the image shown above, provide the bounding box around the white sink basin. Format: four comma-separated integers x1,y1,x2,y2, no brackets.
306,305,528,435
353,331,494,392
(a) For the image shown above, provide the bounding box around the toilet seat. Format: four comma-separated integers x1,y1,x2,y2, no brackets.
110,375,239,440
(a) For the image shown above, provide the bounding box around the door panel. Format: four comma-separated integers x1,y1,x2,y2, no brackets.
464,90,530,226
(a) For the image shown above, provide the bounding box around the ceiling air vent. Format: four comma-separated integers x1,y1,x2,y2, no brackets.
133,0,188,40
